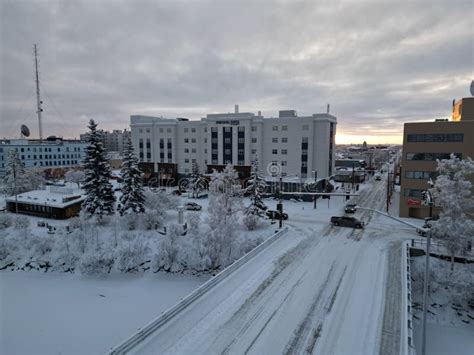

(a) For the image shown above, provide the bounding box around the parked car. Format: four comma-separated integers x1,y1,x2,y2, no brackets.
266,210,288,220
374,174,382,181
422,216,439,229
185,202,202,211
331,216,364,229
344,204,357,213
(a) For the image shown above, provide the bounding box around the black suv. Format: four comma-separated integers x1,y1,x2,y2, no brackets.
331,216,364,229
266,210,288,220
344,204,357,213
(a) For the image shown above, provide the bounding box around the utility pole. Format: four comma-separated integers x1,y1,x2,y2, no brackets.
34,44,43,142
421,182,434,355
386,171,390,212
278,176,283,229
351,163,356,192
13,162,18,214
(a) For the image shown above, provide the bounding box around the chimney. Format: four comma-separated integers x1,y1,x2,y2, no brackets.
235,104,239,113
327,104,330,113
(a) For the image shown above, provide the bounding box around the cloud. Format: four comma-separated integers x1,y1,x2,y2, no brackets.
1,0,472,142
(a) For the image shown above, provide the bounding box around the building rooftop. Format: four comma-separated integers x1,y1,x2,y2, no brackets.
6,186,85,209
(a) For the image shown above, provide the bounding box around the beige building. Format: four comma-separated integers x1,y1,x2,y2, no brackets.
399,97,474,218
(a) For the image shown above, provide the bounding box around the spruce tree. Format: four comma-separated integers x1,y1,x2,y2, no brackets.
82,119,116,219
118,136,145,215
245,159,267,217
2,150,29,195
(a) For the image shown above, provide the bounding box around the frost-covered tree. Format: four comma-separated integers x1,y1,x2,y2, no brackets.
206,164,242,267
118,137,145,215
1,150,30,196
430,154,474,271
188,163,207,198
65,170,85,188
245,159,267,219
81,119,116,219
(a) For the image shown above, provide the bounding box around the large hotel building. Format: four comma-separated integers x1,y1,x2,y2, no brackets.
130,107,336,180
399,96,474,218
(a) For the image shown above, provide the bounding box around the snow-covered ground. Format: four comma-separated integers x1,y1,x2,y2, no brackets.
113,175,414,354
411,256,474,355
0,271,209,355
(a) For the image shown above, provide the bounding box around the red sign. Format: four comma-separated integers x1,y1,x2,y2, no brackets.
407,199,421,206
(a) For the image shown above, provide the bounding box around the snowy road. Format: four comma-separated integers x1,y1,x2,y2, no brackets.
118,179,403,355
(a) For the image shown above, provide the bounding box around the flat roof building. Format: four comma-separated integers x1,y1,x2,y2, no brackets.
399,97,474,218
130,107,337,181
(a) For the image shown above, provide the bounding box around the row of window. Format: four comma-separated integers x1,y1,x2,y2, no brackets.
19,154,81,160
405,171,438,180
405,152,461,161
403,189,424,198
272,149,288,155
407,133,464,143
272,137,289,143
32,160,79,167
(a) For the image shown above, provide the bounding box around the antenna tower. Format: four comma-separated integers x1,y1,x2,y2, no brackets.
34,44,43,141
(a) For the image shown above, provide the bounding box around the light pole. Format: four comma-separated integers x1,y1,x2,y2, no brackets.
313,170,317,209
421,180,434,355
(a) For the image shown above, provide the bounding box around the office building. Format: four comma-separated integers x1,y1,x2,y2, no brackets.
399,97,474,218
130,107,336,180
0,138,87,177
80,129,130,154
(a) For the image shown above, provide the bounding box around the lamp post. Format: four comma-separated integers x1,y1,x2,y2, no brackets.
421,179,434,355
313,170,317,209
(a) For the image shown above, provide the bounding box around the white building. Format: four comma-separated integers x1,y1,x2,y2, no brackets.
0,138,87,176
130,107,336,179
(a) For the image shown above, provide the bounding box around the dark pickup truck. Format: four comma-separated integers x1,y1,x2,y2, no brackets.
331,216,365,229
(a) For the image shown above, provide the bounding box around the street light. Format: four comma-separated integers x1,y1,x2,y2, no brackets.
421,180,434,355
313,170,317,209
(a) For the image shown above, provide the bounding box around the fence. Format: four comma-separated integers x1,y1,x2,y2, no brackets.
401,241,415,355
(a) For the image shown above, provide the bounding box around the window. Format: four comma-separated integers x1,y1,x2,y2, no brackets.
211,127,217,133
302,124,309,130
185,159,189,163
405,171,437,180
191,128,196,133
272,149,278,154
191,148,196,153
301,150,308,155
238,126,245,132
271,161,278,165
225,138,231,144
238,138,245,143
404,189,424,198
272,138,278,143
302,137,308,143
139,129,143,133
192,158,196,163
224,149,231,155
406,152,461,161
281,149,287,154
301,162,308,167
272,126,278,131
204,149,207,154
184,138,189,143
252,138,257,143
204,138,207,143
224,127,232,133
251,149,257,154
407,133,464,143
281,161,287,166
191,138,196,143
184,148,189,153
251,126,257,132
282,125,288,131
282,137,288,143
159,128,164,133
184,128,188,133
146,129,150,133
167,128,172,133
238,149,244,155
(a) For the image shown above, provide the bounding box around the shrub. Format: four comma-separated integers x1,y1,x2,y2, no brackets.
79,251,115,275
0,214,12,229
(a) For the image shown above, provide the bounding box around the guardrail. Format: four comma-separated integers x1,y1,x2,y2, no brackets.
108,226,289,355
400,241,415,355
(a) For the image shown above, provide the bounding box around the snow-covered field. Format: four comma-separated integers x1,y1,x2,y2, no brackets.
0,271,208,355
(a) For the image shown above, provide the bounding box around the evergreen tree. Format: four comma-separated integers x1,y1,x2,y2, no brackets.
82,119,116,219
188,162,207,198
118,137,145,215
245,159,267,217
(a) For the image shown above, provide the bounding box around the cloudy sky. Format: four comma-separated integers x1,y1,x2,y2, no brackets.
1,0,472,144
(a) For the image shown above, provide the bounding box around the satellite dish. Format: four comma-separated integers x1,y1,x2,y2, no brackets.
21,124,30,137
470,80,474,96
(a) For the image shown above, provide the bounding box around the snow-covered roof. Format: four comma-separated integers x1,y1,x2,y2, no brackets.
264,176,325,184
6,187,85,208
